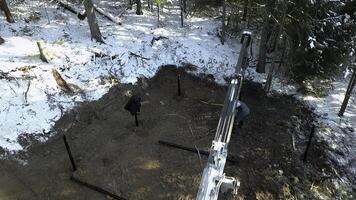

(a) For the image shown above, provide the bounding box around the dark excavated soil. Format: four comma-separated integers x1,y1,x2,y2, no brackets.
0,66,347,200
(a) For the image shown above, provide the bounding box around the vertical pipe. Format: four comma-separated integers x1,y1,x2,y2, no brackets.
177,74,181,96
135,113,139,127
63,135,77,171
303,125,316,162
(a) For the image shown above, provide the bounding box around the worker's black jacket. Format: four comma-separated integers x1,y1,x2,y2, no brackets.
124,95,141,115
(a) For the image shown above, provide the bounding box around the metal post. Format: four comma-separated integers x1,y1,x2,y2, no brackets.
303,125,316,162
63,135,77,171
158,140,238,164
70,175,127,200
135,113,139,127
177,74,181,96
338,70,355,117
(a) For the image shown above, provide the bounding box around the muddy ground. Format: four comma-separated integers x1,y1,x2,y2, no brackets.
0,66,351,200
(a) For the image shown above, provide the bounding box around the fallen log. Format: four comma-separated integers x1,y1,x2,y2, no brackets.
55,0,125,25
93,3,122,25
54,0,86,21
0,70,36,80
129,51,150,60
117,6,129,18
54,0,78,15
150,36,168,45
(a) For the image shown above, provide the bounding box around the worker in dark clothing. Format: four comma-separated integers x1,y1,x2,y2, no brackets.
124,95,142,115
235,101,250,128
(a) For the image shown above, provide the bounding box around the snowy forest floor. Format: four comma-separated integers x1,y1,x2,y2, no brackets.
0,0,355,199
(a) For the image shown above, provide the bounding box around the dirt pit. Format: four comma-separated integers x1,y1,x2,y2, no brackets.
0,66,350,199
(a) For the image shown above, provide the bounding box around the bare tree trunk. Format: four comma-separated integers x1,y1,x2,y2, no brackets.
37,41,54,63
183,0,186,13
339,69,356,117
221,0,226,45
147,0,150,9
128,0,133,9
0,0,15,23
180,0,184,27
247,0,252,28
157,4,160,28
256,20,268,73
242,0,248,21
136,0,143,15
264,3,287,92
256,1,276,73
83,0,103,43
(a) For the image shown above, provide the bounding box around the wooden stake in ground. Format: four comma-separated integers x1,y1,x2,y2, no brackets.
37,41,53,63
0,0,15,23
339,69,356,117
83,0,104,43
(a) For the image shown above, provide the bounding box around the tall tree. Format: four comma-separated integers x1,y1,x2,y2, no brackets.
83,0,103,43
180,0,184,27
242,0,248,21
265,3,288,92
256,0,276,73
283,0,354,82
0,0,14,23
256,21,269,73
128,0,133,10
136,0,143,15
155,0,162,28
221,0,226,45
